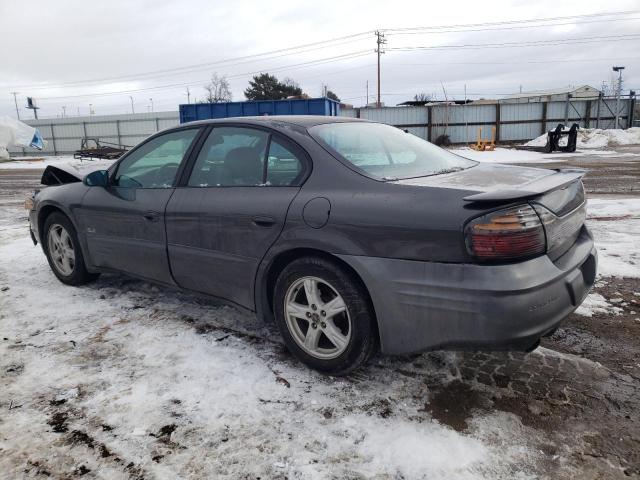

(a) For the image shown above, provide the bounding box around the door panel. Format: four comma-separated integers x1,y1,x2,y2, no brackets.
166,126,307,309
77,128,200,283
166,187,299,307
77,188,175,283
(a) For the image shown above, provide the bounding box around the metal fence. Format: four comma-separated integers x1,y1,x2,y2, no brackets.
9,111,179,156
341,95,635,144
9,95,635,156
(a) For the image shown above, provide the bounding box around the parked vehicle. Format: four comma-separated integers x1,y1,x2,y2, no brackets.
28,116,597,375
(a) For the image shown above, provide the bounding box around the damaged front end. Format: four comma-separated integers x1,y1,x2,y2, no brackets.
40,160,114,186
27,159,115,245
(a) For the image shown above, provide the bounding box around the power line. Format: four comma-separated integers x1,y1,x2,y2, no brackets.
8,10,638,91
382,10,639,33
5,32,373,90
384,16,640,36
388,34,640,51
387,56,640,66
34,50,373,100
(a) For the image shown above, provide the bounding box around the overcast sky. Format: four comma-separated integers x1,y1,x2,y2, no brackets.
1,0,639,119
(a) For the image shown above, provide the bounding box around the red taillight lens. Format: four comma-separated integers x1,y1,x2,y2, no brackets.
465,204,546,261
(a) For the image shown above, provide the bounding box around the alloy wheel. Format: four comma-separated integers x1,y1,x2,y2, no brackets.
284,276,352,359
47,224,76,276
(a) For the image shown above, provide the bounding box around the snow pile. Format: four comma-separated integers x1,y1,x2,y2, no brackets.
453,147,568,163
575,293,623,317
525,127,640,149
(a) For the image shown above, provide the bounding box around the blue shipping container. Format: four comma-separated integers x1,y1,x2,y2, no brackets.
179,97,340,123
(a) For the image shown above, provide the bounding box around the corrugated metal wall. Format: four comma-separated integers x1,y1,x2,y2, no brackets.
8,97,634,155
341,97,634,143
9,111,179,155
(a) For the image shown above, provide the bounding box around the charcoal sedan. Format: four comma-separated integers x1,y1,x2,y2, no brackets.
28,116,597,374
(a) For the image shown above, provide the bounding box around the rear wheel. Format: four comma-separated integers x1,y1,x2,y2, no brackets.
274,257,377,375
43,212,99,285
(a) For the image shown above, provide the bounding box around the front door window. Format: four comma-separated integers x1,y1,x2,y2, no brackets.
115,129,199,188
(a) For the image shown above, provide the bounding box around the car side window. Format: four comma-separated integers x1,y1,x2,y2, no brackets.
188,127,268,187
266,138,303,186
115,129,198,188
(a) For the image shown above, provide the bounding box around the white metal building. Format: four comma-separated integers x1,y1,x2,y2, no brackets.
499,85,601,104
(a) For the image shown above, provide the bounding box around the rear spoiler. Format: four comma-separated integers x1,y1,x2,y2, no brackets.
463,168,586,203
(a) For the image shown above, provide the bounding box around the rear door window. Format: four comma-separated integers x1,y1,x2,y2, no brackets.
188,127,268,187
188,127,306,187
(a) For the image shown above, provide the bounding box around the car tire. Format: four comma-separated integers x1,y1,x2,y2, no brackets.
273,256,378,375
43,212,99,286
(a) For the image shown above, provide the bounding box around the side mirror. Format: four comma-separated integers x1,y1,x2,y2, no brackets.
83,170,110,187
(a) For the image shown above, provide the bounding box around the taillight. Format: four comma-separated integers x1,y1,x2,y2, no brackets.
532,202,586,258
465,204,546,261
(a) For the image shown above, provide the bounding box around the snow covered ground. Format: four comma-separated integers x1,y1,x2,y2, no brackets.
1,196,638,478
0,220,545,479
0,156,114,171
453,146,640,164
586,198,640,279
1,156,639,477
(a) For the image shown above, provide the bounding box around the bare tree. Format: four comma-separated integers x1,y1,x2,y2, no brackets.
203,73,232,103
413,92,432,103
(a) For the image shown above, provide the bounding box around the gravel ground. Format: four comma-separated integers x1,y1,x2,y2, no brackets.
1,148,639,479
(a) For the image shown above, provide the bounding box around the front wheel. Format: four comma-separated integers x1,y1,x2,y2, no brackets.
43,212,99,285
273,257,378,375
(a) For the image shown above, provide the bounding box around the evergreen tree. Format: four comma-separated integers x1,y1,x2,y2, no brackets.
244,73,303,100
326,90,340,102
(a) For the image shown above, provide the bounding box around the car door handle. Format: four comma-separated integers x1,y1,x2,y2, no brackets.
143,211,161,222
252,215,277,227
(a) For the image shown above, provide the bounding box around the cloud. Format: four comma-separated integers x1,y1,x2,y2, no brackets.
1,0,638,117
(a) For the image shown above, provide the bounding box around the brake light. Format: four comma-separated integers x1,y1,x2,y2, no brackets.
532,202,586,258
465,204,546,261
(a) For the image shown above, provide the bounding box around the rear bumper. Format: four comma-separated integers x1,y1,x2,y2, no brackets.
337,226,596,355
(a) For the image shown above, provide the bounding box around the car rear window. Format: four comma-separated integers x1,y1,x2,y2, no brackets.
309,122,476,181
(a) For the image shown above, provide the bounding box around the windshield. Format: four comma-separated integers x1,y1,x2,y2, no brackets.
310,122,477,180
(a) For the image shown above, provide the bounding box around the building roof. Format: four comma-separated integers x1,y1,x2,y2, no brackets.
502,85,600,100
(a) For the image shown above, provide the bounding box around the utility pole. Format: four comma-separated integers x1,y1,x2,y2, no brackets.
149,98,154,112
129,96,135,114
375,30,386,108
62,106,66,118
613,66,625,128
366,81,369,106
186,87,191,104
11,92,20,119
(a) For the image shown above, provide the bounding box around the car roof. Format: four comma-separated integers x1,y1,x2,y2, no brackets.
182,115,369,129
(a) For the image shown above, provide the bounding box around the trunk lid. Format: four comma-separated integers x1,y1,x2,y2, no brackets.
393,163,587,261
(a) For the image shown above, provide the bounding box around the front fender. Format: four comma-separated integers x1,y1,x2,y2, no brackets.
35,184,94,270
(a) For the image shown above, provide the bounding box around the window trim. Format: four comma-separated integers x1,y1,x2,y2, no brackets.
109,125,204,189
178,123,312,188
